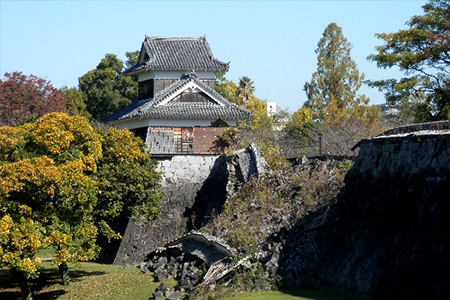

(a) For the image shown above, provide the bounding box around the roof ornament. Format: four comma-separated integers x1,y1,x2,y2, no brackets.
182,70,198,80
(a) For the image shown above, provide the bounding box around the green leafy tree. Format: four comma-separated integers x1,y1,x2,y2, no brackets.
288,108,314,136
215,73,241,105
279,106,341,158
280,107,316,156
59,86,91,118
79,54,138,121
216,75,287,167
0,113,162,298
125,50,140,69
94,127,162,224
368,0,450,121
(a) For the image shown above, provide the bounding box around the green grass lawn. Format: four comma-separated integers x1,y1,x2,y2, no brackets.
0,261,174,300
0,262,356,300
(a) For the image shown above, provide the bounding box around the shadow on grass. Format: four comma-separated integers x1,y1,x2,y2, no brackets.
280,289,357,300
0,267,106,300
0,290,66,300
33,290,66,300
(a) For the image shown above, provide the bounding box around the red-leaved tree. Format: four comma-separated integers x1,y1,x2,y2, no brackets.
0,72,66,126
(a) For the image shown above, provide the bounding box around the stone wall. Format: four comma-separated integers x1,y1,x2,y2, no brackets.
112,155,223,265
108,146,267,265
279,132,450,299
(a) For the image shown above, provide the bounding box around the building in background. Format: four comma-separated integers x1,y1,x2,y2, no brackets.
267,101,277,117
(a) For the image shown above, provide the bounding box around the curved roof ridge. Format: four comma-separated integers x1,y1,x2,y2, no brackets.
145,35,206,41
124,35,229,74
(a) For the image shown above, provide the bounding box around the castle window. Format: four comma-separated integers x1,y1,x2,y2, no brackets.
130,127,148,142
138,79,154,99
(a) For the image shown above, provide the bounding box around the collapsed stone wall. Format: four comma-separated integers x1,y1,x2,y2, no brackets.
109,146,266,265
279,132,450,300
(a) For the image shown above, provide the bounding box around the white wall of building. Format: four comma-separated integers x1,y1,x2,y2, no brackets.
139,71,215,81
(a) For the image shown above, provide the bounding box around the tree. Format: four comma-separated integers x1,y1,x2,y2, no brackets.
280,107,317,157
59,86,91,118
94,126,163,224
0,72,66,126
301,23,382,156
79,54,138,121
304,23,380,125
216,74,288,167
0,113,162,298
368,0,450,121
125,50,140,69
215,73,241,106
237,76,255,108
0,214,42,299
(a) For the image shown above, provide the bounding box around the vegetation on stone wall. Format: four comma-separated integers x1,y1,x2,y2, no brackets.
197,157,351,293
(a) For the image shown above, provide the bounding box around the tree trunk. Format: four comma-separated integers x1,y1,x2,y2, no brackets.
19,279,33,300
58,262,70,286
11,269,33,300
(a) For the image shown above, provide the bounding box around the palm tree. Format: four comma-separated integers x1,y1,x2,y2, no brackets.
237,76,255,108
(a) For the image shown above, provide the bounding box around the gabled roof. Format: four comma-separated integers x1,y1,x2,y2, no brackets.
123,36,229,75
107,74,251,122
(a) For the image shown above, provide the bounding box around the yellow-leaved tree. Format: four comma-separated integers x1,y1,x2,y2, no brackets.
0,113,162,299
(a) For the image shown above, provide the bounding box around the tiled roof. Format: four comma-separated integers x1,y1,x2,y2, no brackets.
107,74,251,122
123,36,229,74
137,102,251,120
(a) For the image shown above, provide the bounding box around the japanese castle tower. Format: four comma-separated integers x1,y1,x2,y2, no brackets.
108,36,251,155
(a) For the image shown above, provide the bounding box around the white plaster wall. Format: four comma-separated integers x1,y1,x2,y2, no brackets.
139,71,215,81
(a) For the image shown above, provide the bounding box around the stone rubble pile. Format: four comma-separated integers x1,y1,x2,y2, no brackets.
142,232,237,299
144,249,205,299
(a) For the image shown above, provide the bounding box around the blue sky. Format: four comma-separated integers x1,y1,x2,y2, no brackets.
1,0,426,112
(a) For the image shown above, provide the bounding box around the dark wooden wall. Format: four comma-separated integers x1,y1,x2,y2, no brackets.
145,126,227,155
